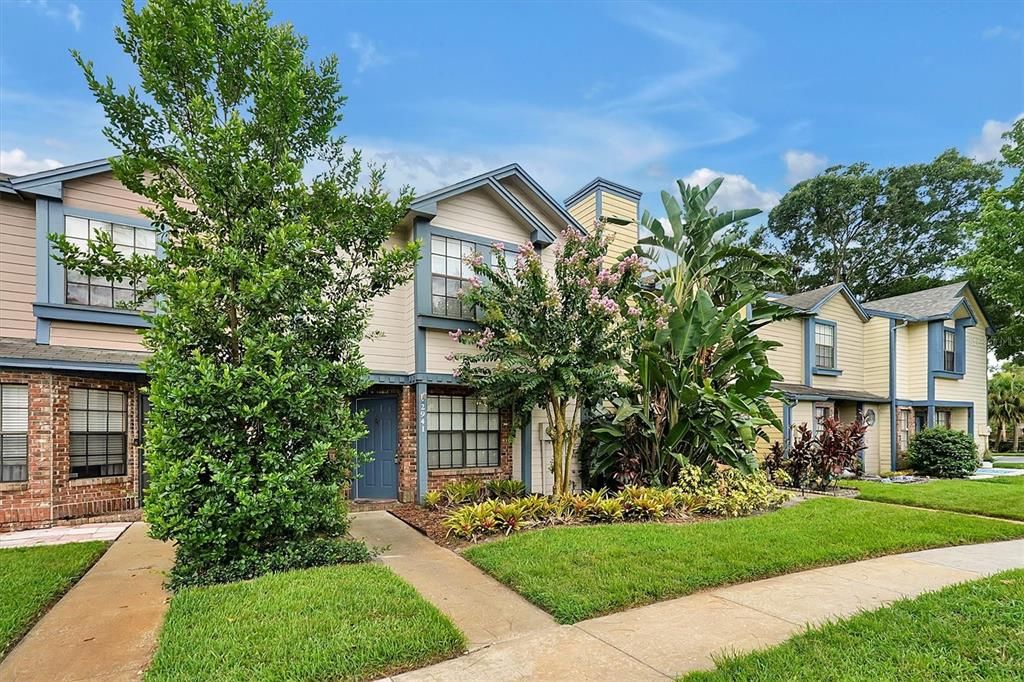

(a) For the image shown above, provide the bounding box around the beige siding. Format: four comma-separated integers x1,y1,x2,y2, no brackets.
811,295,865,392
898,323,928,400
0,195,36,339
567,194,597,229
432,189,532,246
758,318,803,383
862,317,890,397
424,329,461,374
360,231,415,375
755,397,785,459
935,324,989,454
500,179,566,237
875,403,891,475
63,172,156,219
601,192,638,261
528,402,582,495
791,400,814,433
49,321,144,351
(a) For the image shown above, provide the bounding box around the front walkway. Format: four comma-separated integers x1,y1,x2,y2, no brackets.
0,522,131,549
388,538,1024,681
0,522,174,682
349,511,556,650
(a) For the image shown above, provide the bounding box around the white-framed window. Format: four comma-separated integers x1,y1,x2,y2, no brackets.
943,329,956,373
430,235,478,320
814,322,836,369
64,215,156,311
0,384,29,482
813,402,834,437
936,410,952,429
69,388,127,479
897,408,912,452
426,395,499,469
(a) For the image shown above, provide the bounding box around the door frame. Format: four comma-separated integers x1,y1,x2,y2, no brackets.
354,396,399,500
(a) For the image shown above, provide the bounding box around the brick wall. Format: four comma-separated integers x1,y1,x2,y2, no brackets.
0,369,143,532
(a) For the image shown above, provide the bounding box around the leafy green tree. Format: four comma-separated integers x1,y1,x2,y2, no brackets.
960,118,1024,362
768,150,999,301
588,179,790,485
53,0,417,575
451,228,644,498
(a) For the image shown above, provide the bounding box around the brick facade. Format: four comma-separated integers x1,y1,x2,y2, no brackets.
0,369,143,532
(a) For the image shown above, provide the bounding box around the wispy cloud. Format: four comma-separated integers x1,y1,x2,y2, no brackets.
982,25,1022,41
24,1,82,31
1,148,63,176
782,150,828,184
347,32,392,74
682,168,781,212
968,114,1023,162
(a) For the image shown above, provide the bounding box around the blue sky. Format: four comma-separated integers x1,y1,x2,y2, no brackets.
1,0,1021,218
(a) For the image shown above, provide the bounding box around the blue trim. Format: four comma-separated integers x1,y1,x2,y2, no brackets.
415,383,428,503
417,315,479,332
9,157,112,189
520,414,533,493
368,372,413,385
36,319,51,345
894,399,974,408
415,328,426,375
594,189,603,227
0,357,144,374
812,367,843,377
782,400,792,452
889,318,899,471
564,177,643,206
798,283,872,322
46,201,65,304
803,317,814,386
422,224,497,250
63,206,153,230
492,165,586,236
33,303,150,328
811,318,839,374
365,372,465,387
967,406,974,437
35,198,52,306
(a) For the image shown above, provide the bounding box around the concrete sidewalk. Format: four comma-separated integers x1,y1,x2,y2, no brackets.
0,522,174,682
0,522,131,549
390,538,1024,681
350,511,555,649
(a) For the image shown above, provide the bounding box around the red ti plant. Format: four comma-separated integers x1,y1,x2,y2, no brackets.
766,418,867,491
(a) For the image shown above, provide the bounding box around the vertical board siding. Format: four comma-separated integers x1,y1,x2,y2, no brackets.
758,318,803,383
48,321,145,351
0,195,37,339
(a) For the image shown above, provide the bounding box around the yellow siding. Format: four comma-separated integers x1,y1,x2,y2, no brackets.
49,321,144,351
862,317,890,396
500,179,566,236
811,295,865,392
601,192,638,261
433,189,533,246
935,325,989,454
875,403,891,475
791,401,814,433
567,194,597,229
755,397,785,459
0,194,36,339
899,323,928,399
758,318,803,383
63,172,156,219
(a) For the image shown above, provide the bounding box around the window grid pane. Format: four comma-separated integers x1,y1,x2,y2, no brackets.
0,384,29,482
429,236,478,321
426,394,500,469
69,388,128,479
944,330,956,372
64,216,156,312
814,323,836,369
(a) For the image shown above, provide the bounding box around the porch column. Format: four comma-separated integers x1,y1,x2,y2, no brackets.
520,414,533,493
415,382,428,503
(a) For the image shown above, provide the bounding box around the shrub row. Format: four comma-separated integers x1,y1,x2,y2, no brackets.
424,479,526,509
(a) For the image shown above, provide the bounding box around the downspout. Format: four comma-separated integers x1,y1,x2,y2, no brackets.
889,318,909,471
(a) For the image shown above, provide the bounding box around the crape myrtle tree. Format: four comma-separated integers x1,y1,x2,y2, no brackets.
52,0,418,575
450,228,645,498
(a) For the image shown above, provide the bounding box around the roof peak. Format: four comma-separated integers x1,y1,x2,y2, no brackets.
564,177,643,207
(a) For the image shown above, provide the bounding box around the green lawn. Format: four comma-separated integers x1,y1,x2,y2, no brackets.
463,497,1024,624
843,475,1024,521
1,541,108,656
685,568,1024,681
146,563,464,681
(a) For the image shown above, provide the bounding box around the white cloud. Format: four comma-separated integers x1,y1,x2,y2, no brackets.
982,25,1022,41
26,1,82,31
682,168,781,212
1,148,63,176
782,149,828,184
348,33,392,74
968,114,1023,162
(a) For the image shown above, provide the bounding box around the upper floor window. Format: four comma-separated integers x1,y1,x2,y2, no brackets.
0,384,29,483
943,329,956,373
64,216,156,311
426,395,500,469
69,388,127,479
430,235,478,320
814,322,836,369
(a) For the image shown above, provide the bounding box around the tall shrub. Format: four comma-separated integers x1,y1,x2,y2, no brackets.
53,0,417,573
587,179,790,484
908,428,978,478
451,227,644,498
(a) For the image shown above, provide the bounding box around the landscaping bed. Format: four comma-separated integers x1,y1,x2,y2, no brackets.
842,475,1024,521
685,568,1024,681
462,497,1024,624
1,541,109,657
146,563,464,681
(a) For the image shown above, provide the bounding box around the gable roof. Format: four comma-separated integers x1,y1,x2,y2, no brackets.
772,282,870,321
4,158,114,199
863,281,987,325
408,164,583,245
564,177,643,207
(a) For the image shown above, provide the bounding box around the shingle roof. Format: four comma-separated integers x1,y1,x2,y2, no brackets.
773,382,888,403
771,283,845,312
862,281,968,320
0,337,148,373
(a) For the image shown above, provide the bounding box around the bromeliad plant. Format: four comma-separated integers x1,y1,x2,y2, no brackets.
587,179,791,486
451,226,645,498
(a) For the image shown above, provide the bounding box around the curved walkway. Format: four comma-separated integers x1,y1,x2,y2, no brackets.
377,531,1024,681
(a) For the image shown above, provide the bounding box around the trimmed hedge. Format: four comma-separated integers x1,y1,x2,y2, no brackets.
908,427,977,478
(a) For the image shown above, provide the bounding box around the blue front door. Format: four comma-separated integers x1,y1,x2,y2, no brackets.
356,398,398,499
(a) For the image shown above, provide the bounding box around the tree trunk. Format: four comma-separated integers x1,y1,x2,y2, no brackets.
1014,422,1021,453
547,398,574,498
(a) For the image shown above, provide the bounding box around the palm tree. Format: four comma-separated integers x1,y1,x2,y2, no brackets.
989,366,1024,452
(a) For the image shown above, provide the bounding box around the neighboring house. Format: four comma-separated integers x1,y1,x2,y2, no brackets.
756,281,991,475
0,159,641,529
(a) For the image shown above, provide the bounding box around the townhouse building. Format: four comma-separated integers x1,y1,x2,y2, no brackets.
0,158,988,529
